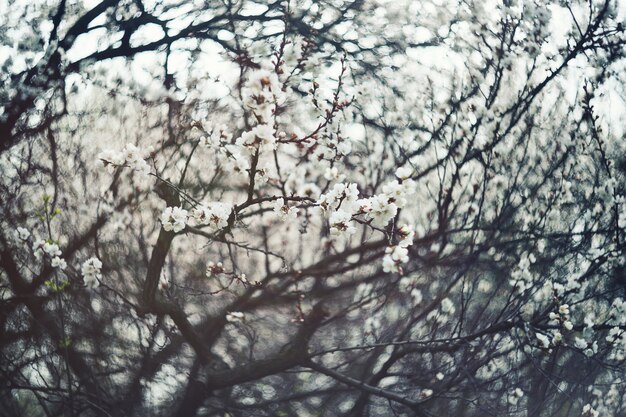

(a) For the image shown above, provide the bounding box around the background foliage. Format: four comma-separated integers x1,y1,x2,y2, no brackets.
1,1,626,416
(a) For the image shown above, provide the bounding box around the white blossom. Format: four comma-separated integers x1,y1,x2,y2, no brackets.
225,152,250,177
273,198,298,220
15,227,30,241
329,209,356,236
536,333,550,348
81,257,102,288
397,224,415,247
242,69,283,123
226,311,245,323
574,337,588,350
190,202,232,231
324,167,345,182
43,242,62,257
368,194,398,227
411,288,423,305
395,165,413,180
32,239,46,258
585,341,599,357
123,143,143,163
160,206,188,233
382,179,414,208
236,124,277,153
336,140,352,156
206,261,224,278
98,143,151,175
440,297,455,315
383,246,409,273
582,404,599,417
319,183,360,213
200,124,231,148
51,256,67,270
97,149,125,173
297,183,321,200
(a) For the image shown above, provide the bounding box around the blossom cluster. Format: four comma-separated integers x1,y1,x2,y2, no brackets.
15,223,103,289
98,143,152,175
226,311,245,323
316,177,416,273
272,198,298,221
160,206,188,233
81,257,103,288
199,124,232,148
318,180,412,233
236,124,277,154
32,238,67,270
582,404,599,417
507,387,524,406
241,69,284,124
548,304,574,332
196,123,249,178
382,224,416,274
318,183,359,231
160,201,233,234
190,202,233,231
206,261,225,278
509,251,537,292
